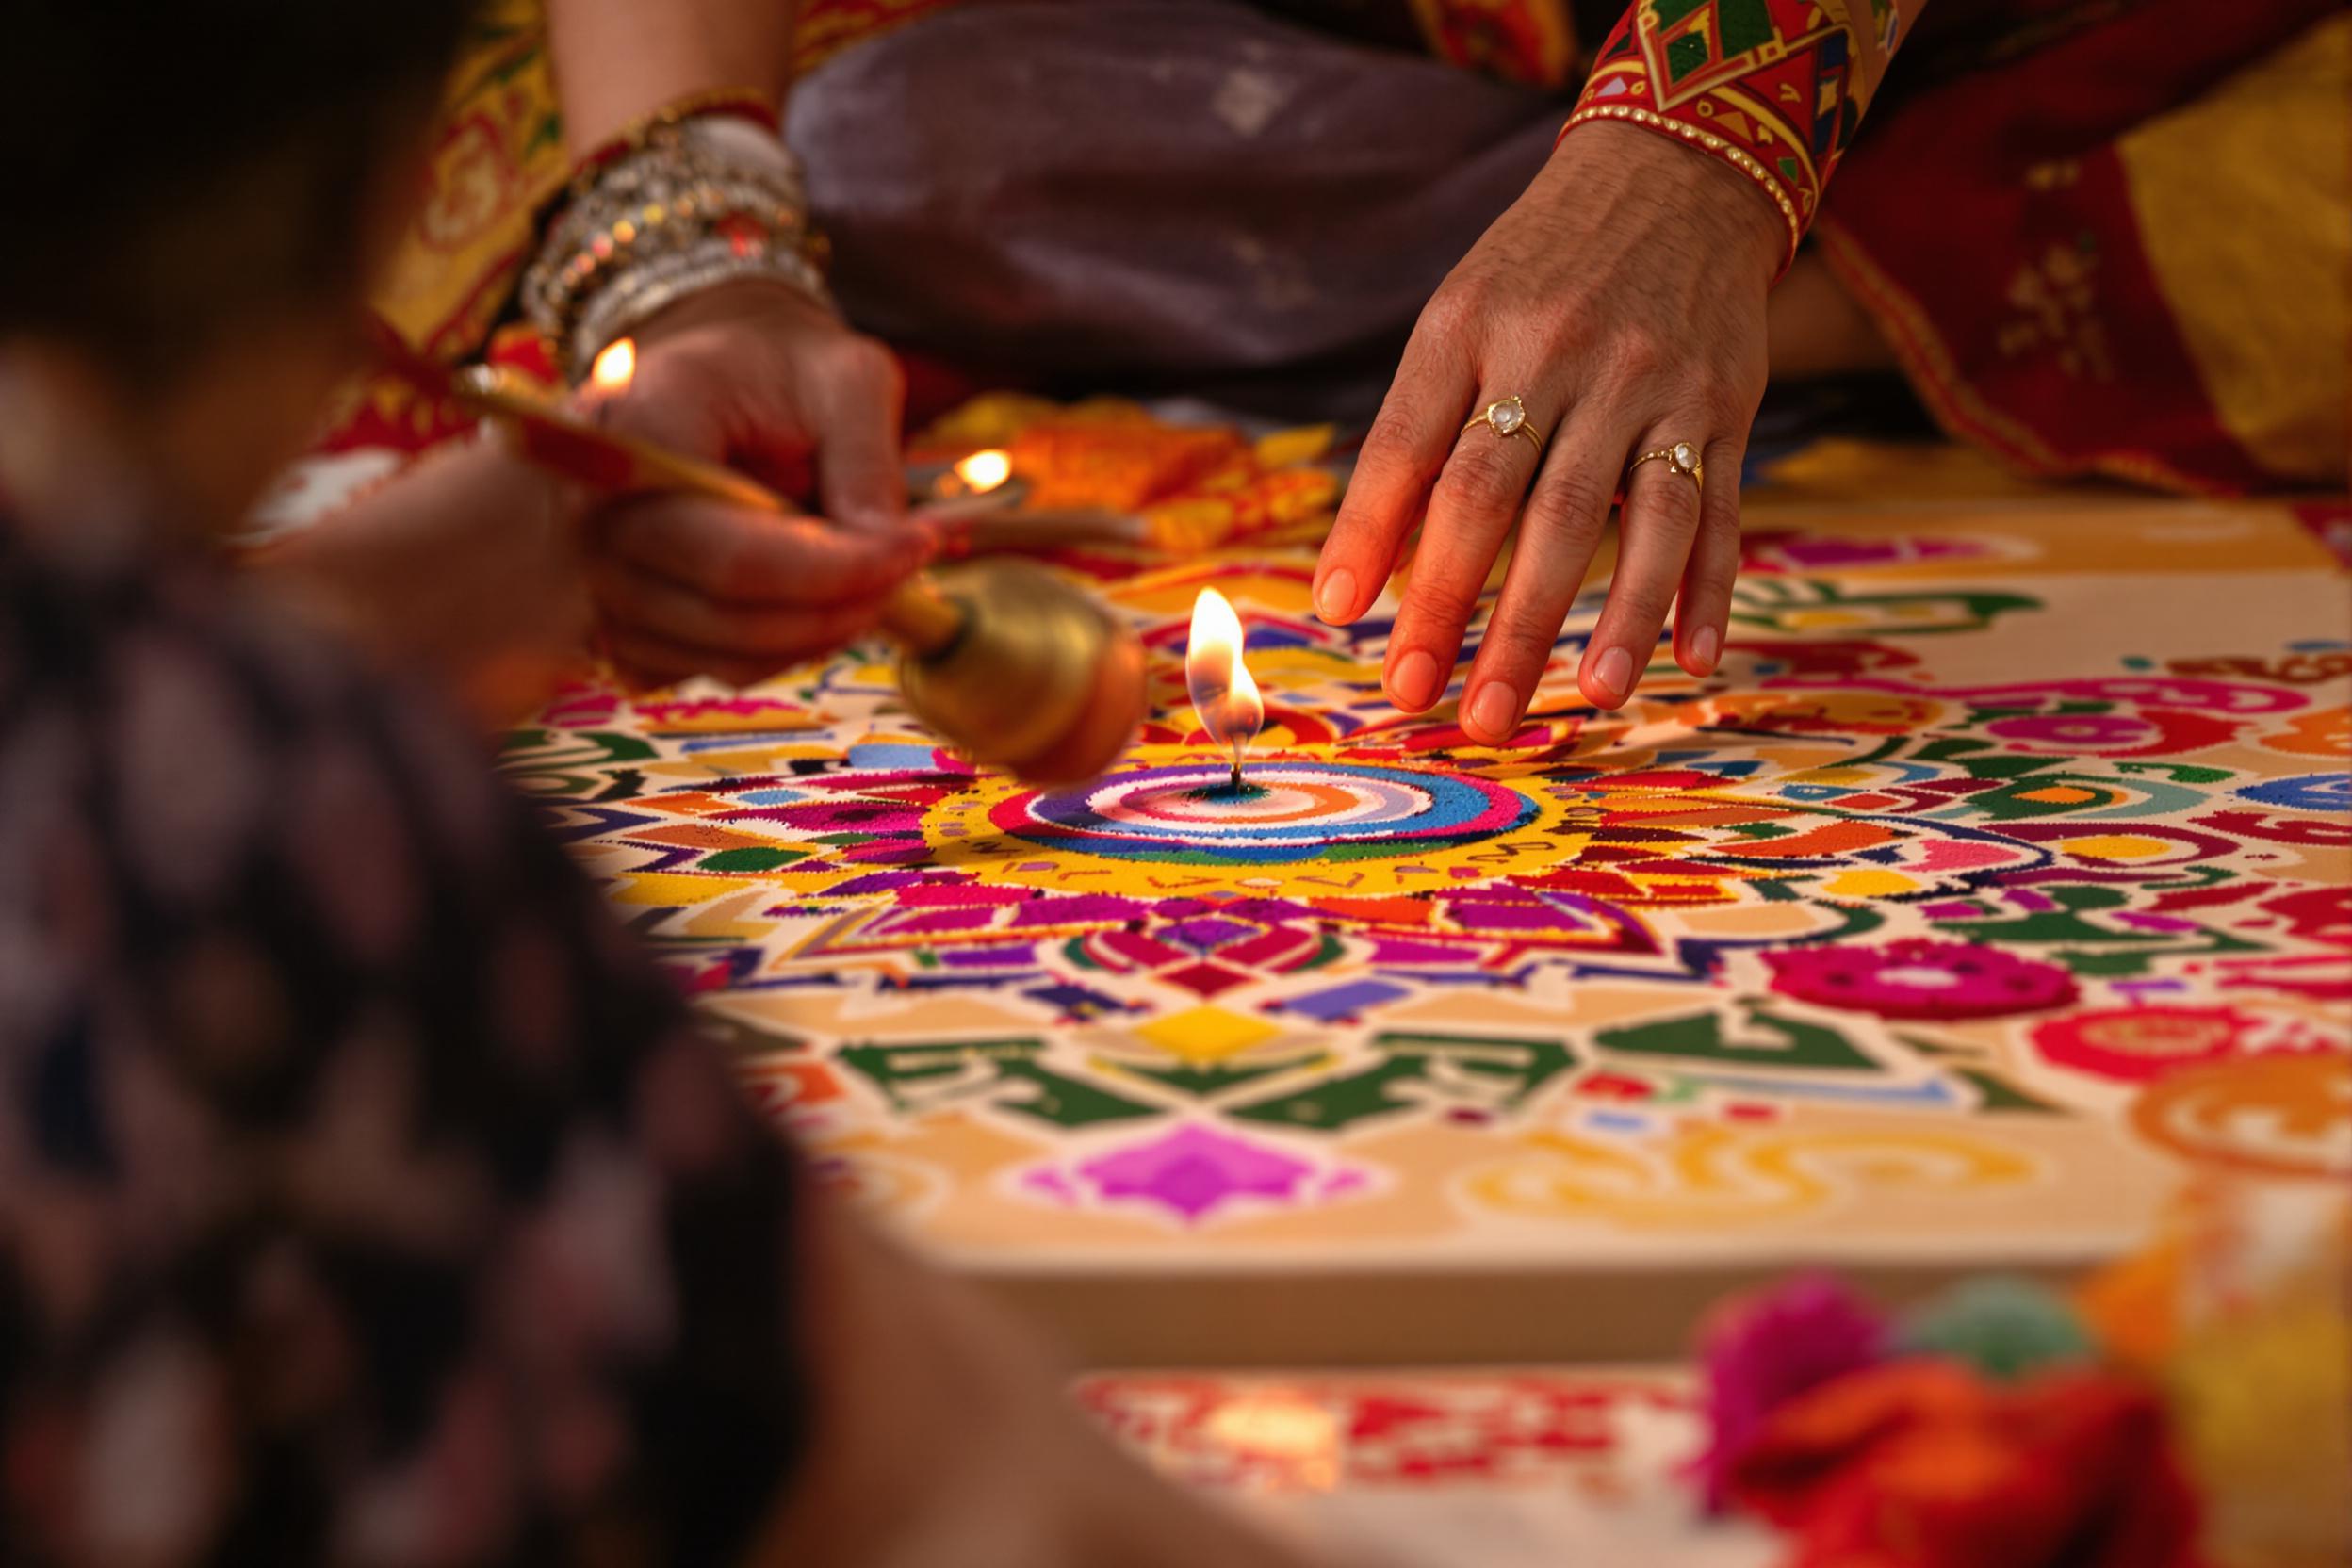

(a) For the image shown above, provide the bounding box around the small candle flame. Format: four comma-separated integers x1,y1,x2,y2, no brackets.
1185,587,1264,787
589,338,637,395
953,449,1013,494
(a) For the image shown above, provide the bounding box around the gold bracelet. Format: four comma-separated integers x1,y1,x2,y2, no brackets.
1557,104,1805,276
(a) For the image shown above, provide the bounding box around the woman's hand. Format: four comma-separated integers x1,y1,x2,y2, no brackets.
587,496,931,689
582,279,933,687
1313,122,1781,738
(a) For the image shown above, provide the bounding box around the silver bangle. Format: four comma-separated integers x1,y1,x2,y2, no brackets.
568,242,838,377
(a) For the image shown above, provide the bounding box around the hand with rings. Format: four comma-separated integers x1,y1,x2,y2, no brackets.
1312,122,1781,737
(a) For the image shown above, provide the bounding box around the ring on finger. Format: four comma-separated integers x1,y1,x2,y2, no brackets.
1459,395,1546,458
1628,440,1704,490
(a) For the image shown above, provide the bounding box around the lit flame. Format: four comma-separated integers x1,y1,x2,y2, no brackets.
589,338,637,395
952,449,1013,494
1185,587,1263,781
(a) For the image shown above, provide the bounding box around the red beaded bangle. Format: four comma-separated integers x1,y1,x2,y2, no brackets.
1559,1,1909,279
1558,102,1805,275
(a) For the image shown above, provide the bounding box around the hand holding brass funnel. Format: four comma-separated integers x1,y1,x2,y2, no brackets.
433,350,1145,784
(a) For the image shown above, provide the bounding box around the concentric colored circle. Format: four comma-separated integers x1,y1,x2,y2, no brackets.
989,761,1538,865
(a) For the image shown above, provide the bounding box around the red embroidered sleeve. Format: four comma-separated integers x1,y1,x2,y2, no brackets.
1561,0,1909,274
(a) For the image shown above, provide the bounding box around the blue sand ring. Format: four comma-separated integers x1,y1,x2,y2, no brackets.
990,762,1538,865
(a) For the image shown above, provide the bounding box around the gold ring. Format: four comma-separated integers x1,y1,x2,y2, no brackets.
1459,396,1545,457
1628,441,1704,490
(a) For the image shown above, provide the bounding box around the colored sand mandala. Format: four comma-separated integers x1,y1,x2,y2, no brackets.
511,497,2352,1310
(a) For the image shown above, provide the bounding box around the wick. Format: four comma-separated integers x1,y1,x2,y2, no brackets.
1184,747,1262,803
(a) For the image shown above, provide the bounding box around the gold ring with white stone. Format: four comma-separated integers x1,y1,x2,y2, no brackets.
1460,396,1544,457
1628,440,1704,491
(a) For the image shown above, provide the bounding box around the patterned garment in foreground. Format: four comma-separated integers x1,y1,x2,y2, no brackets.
510,482,2352,1363
0,516,810,1566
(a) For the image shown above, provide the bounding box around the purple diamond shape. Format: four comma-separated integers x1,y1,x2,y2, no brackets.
1167,916,1257,951
1076,1125,1314,1223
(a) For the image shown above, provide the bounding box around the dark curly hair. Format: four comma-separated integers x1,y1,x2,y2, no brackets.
1,1,480,382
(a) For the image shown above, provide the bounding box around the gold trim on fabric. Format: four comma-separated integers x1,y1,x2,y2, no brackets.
2115,13,2350,485
1812,220,2229,496
369,0,568,354
1561,105,1805,266
1811,0,1900,106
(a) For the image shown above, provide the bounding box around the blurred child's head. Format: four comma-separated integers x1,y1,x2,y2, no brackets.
0,2,476,521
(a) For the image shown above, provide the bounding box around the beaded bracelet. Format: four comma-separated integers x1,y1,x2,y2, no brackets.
530,137,814,325
522,90,833,382
1559,103,1804,272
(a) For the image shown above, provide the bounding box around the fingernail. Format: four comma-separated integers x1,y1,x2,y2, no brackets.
1315,568,1356,624
1468,682,1519,740
1391,649,1440,710
1692,624,1722,673
1587,645,1634,703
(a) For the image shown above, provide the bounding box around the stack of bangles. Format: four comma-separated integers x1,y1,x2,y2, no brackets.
521,88,834,384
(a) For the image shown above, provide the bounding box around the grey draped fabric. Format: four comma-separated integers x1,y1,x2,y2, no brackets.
790,0,1565,420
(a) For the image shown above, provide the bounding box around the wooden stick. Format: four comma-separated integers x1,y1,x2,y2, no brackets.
430,366,964,657
463,378,789,514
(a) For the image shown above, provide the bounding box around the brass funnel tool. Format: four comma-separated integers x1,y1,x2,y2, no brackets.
895,560,1146,785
